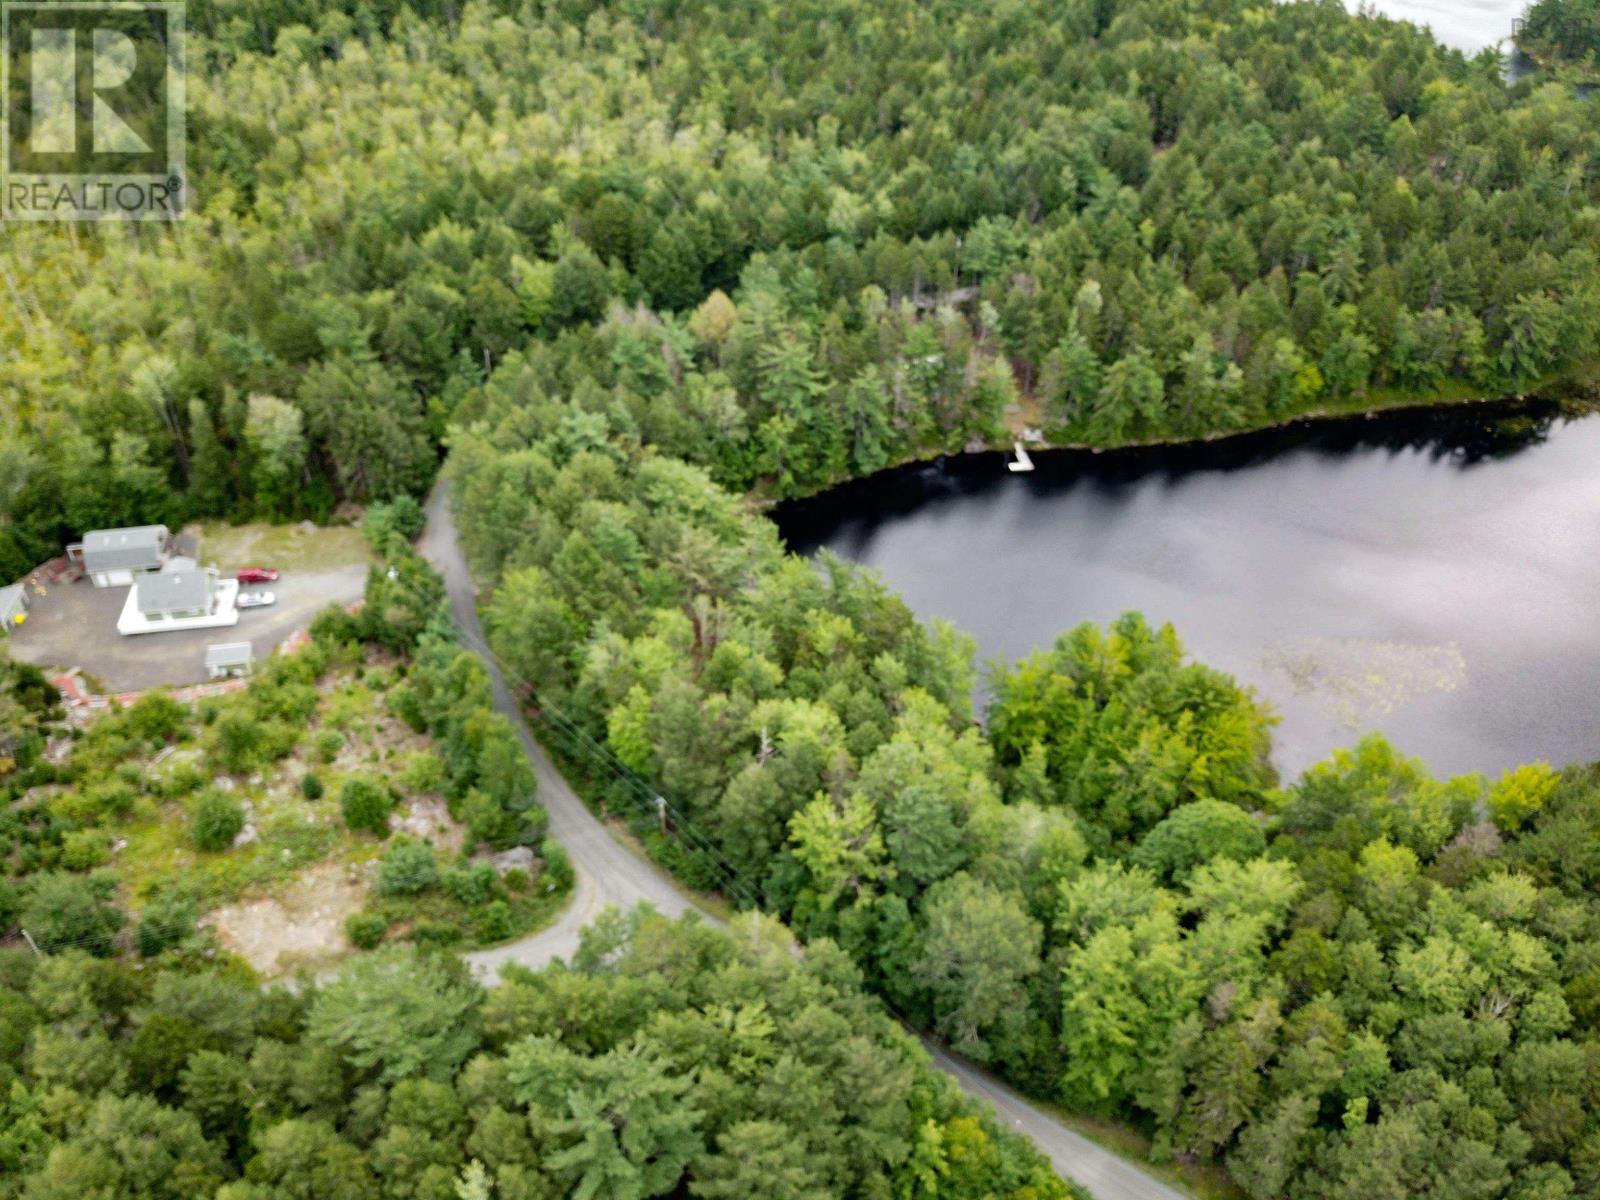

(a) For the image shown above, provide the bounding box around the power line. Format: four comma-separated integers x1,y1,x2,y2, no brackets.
438,572,938,1033
433,579,763,910
528,700,761,910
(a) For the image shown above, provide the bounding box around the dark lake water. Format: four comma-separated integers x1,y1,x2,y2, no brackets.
776,403,1600,781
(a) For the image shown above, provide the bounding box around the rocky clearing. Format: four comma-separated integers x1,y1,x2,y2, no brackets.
205,860,366,977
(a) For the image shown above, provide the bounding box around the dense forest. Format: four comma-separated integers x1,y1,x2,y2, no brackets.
0,908,1074,1199
5,0,1600,579
0,536,1070,1197
1517,0,1600,67
7,0,1600,1196
451,392,1600,1200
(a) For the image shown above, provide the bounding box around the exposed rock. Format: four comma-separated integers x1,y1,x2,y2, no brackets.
232,823,258,849
395,795,463,854
205,861,365,977
475,845,536,876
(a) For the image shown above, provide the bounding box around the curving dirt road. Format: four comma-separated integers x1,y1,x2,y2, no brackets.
418,482,1188,1200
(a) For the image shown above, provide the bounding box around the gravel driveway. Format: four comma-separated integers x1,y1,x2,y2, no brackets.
7,564,368,691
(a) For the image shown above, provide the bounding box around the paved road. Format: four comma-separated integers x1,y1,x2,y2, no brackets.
418,483,1188,1200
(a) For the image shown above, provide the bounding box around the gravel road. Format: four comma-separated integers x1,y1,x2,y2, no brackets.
418,482,1189,1200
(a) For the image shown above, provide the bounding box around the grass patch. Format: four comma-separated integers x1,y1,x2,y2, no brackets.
193,520,374,573
116,788,361,912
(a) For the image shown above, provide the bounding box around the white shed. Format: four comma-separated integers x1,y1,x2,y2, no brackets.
204,642,255,679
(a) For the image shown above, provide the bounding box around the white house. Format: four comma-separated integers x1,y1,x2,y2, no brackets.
117,567,240,636
72,526,170,587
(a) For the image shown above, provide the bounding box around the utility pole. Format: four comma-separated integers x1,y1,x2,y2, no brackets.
655,795,669,837
20,929,41,957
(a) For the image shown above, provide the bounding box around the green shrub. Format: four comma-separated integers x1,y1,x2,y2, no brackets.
190,789,245,852
462,789,517,850
300,772,325,800
156,760,208,800
475,723,537,812
210,712,268,774
363,496,427,556
124,692,188,746
344,910,388,949
376,839,438,896
263,721,302,762
53,779,138,827
136,893,197,958
385,682,426,732
339,777,392,837
441,862,496,906
540,840,574,892
408,919,461,946
399,750,445,793
0,880,19,934
253,681,320,725
310,605,363,646
21,873,123,955
473,900,513,943
59,829,110,871
501,868,530,893
313,730,345,764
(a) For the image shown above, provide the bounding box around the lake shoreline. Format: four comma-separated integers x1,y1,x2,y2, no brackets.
772,371,1600,781
761,367,1600,517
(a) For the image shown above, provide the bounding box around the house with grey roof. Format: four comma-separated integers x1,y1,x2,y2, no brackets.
138,570,217,620
71,525,171,587
117,566,240,636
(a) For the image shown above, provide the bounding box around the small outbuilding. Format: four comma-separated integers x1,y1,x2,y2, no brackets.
0,583,28,630
72,525,170,587
204,642,255,679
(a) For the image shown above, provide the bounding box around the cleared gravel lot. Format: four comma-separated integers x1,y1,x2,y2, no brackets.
7,525,370,691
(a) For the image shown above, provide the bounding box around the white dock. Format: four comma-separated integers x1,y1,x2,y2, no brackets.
1008,442,1035,473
